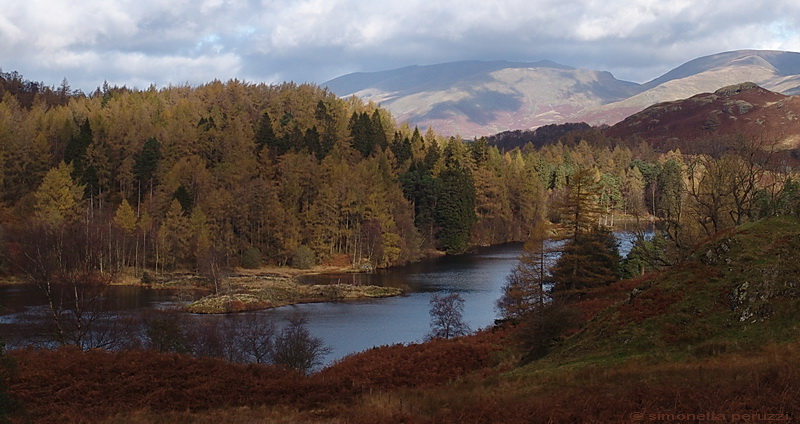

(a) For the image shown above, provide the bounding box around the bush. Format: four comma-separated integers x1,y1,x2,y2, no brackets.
272,312,330,374
291,245,315,269
240,247,262,269
517,302,580,361
0,340,21,422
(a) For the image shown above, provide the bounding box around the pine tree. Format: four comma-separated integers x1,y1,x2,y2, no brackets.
254,111,279,154
435,165,476,254
134,137,161,194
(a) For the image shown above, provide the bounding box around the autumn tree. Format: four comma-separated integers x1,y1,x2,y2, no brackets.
8,217,121,348
158,199,190,270
112,199,137,269
33,162,85,228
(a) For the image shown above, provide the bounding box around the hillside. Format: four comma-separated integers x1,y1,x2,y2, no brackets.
550,216,800,364
604,82,800,152
324,50,800,138
5,217,800,422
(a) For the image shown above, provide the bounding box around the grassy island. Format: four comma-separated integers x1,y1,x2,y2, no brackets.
182,273,402,314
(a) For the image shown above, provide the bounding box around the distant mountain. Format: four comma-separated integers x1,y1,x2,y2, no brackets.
604,82,800,153
579,50,800,127
324,60,640,138
324,50,800,138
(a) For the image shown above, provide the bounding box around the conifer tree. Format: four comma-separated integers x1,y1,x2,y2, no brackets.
498,220,552,320
113,199,137,235
34,162,85,228
550,167,620,300
550,226,620,299
435,165,476,254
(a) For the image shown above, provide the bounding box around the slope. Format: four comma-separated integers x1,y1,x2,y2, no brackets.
581,50,800,127
6,217,800,423
604,82,800,152
548,215,800,365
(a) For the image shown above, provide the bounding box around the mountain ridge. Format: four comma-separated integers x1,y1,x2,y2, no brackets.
324,50,800,138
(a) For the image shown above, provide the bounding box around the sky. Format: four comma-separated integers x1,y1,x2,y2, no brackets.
2,0,800,93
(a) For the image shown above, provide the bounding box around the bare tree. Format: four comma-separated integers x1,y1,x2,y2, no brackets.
271,311,331,374
235,313,277,364
8,220,121,349
427,292,470,340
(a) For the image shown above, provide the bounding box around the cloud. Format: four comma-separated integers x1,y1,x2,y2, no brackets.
2,0,800,92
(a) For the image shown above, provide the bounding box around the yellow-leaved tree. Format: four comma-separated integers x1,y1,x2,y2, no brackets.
34,162,85,228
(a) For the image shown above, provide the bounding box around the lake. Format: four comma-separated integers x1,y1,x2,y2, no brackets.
0,231,641,366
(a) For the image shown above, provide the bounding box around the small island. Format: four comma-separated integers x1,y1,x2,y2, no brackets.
174,272,402,314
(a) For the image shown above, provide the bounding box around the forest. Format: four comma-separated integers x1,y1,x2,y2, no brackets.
0,70,797,280
0,72,643,275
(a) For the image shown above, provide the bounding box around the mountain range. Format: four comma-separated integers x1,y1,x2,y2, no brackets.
323,50,800,139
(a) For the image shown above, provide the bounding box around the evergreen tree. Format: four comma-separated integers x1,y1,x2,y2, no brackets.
370,109,388,152
390,132,412,165
254,111,279,154
400,163,440,245
349,111,375,157
655,158,684,222
134,137,161,192
550,226,620,300
64,117,92,177
435,165,476,254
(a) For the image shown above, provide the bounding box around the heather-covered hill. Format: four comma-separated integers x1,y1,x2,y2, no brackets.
604,82,800,153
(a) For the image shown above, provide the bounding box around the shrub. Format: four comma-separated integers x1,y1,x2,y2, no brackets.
0,340,20,422
240,247,262,269
291,245,315,269
517,302,580,361
272,312,331,374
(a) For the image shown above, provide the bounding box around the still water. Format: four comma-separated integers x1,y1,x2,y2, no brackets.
0,233,639,366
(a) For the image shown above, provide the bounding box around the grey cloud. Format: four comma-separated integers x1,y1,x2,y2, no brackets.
2,0,800,92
